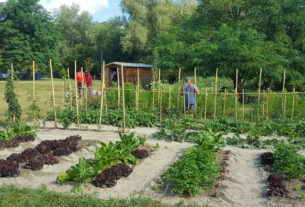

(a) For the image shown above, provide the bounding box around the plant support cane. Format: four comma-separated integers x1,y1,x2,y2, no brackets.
74,61,80,130
99,61,105,131
50,59,57,128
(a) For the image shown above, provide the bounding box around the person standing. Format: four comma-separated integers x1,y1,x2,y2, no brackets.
180,76,200,113
85,72,93,96
76,69,85,98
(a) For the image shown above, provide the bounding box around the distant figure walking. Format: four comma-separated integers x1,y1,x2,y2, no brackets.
76,69,85,98
180,76,200,113
86,72,93,96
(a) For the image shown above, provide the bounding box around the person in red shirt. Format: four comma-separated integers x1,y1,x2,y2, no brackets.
85,72,93,96
76,69,85,98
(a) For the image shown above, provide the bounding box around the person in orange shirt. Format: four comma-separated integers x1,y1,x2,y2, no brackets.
76,69,85,98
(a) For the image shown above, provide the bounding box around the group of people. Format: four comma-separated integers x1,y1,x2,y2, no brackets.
75,69,199,115
76,69,93,97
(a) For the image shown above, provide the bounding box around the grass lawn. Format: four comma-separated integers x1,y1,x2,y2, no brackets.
0,79,102,126
0,185,201,207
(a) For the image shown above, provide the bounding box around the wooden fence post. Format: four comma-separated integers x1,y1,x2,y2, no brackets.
158,69,161,104
223,88,227,117
117,67,120,110
213,68,218,120
281,69,286,111
177,68,181,109
74,61,80,129
152,78,155,109
168,86,171,110
80,67,84,107
136,68,140,111
291,88,296,119
11,63,14,80
160,86,163,123
257,68,262,117
262,91,265,117
266,89,270,121
32,61,36,101
99,61,105,131
235,69,238,121
204,89,208,119
50,59,57,128
194,67,197,86
121,64,126,132
283,89,287,119
62,80,65,108
242,89,245,120
67,68,73,110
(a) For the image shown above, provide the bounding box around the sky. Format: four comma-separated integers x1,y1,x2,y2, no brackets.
0,0,123,22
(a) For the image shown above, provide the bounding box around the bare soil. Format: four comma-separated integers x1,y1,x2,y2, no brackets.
0,126,304,207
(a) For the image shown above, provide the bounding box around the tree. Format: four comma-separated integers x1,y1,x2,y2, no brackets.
54,4,93,49
121,0,198,60
0,0,62,74
151,0,304,90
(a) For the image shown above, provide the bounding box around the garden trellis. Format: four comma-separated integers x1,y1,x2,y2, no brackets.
8,60,305,130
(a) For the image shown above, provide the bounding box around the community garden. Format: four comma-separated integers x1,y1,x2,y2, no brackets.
0,62,304,207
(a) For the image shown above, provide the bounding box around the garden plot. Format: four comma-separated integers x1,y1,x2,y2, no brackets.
0,128,304,207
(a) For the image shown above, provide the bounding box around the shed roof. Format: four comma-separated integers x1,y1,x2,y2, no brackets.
105,62,153,69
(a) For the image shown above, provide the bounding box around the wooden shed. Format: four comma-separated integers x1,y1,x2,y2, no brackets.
104,62,153,87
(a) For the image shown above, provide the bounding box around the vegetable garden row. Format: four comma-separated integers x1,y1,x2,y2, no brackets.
0,120,304,205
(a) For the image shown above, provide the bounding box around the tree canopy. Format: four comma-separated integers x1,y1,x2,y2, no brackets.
0,0,61,74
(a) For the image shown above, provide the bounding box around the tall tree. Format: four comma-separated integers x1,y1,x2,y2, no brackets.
121,0,198,61
0,0,61,74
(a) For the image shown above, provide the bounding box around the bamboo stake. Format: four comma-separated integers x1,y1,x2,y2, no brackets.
183,87,186,117
11,63,15,122
168,86,171,110
117,67,120,110
158,69,161,104
74,61,80,129
152,78,155,109
67,68,72,110
136,68,140,111
99,61,105,131
223,88,227,117
177,68,181,109
121,64,126,132
266,88,270,121
235,69,238,121
85,83,88,110
104,87,108,113
11,63,13,80
281,69,286,111
283,89,287,119
291,88,296,119
160,86,163,123
213,68,218,120
257,68,262,117
32,61,36,101
242,89,245,120
204,89,208,119
80,67,84,107
262,92,265,117
50,59,57,128
62,80,65,108
194,68,197,86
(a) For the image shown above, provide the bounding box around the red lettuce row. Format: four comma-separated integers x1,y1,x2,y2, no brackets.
0,135,35,149
94,163,133,188
3,135,81,175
